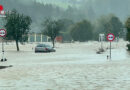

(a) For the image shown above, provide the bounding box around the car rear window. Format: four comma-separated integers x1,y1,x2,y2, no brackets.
37,44,44,47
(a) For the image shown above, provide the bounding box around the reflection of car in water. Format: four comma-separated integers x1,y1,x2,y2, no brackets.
35,44,56,53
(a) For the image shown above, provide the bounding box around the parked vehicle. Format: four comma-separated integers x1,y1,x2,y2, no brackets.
35,44,56,53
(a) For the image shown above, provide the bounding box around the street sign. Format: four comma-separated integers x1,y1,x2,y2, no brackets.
0,10,5,15
0,5,7,62
0,29,7,37
107,33,115,42
0,5,3,11
107,33,115,60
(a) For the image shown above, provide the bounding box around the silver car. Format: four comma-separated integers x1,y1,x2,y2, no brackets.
35,44,56,53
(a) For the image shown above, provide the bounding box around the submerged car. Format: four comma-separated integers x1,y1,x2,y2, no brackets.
35,44,56,53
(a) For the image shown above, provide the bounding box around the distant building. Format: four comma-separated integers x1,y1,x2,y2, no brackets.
28,33,50,43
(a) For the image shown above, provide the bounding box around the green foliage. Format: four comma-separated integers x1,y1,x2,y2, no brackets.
125,17,130,32
127,44,130,51
126,17,130,51
93,15,123,40
60,31,72,42
126,32,130,42
5,9,32,51
58,19,74,41
106,16,123,36
58,19,74,32
19,35,28,43
93,16,110,40
42,18,63,47
70,20,93,42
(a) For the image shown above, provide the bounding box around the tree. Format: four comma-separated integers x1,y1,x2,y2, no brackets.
19,35,28,44
93,15,110,40
5,10,32,51
58,19,74,41
105,16,123,37
70,20,93,42
125,17,130,50
93,15,123,41
42,19,63,47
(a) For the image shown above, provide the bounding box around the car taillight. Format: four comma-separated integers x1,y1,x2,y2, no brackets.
45,48,48,50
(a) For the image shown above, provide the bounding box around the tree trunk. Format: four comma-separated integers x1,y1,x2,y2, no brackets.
16,40,20,51
52,39,55,48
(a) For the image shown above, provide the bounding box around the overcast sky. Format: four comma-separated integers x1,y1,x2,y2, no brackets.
1,0,130,21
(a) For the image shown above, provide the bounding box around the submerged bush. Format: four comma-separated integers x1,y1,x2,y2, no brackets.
127,44,130,51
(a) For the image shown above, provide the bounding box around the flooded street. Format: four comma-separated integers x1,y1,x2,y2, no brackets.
0,41,130,90
3,41,130,65
1,0,130,89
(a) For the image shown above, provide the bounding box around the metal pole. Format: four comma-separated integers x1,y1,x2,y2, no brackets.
0,11,7,62
101,40,103,49
1,37,7,62
1,38,4,61
110,41,111,60
2,38,4,52
2,38,4,58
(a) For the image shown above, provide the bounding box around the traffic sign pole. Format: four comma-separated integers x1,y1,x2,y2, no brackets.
0,5,7,62
110,41,111,60
107,33,115,60
2,38,4,60
0,29,7,62
1,38,7,62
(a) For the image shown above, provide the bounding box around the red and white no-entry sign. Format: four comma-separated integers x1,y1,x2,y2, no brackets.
107,33,115,60
107,33,115,42
0,29,7,37
0,5,3,11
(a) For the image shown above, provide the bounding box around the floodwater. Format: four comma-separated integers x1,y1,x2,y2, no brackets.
0,41,130,90
2,41,130,65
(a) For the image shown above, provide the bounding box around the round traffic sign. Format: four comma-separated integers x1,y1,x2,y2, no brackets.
0,29,7,37
0,5,3,11
0,10,5,15
107,33,115,42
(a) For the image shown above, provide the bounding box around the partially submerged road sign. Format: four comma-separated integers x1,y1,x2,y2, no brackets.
107,33,115,42
107,33,115,60
0,29,7,37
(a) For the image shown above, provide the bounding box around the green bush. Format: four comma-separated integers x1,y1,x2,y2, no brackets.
127,44,130,50
70,20,93,42
125,17,130,51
